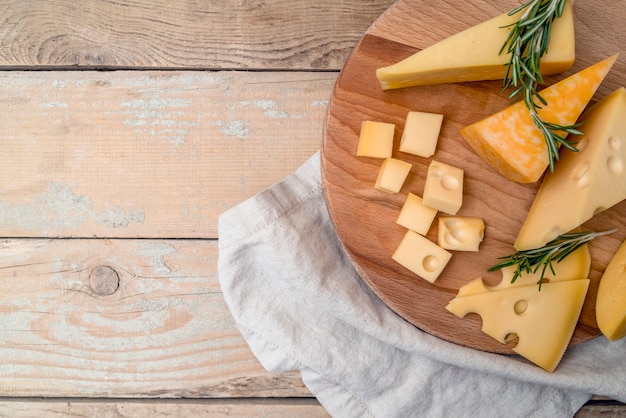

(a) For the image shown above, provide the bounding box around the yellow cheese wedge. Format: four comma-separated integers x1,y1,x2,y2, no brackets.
596,239,626,341
460,55,618,184
376,1,574,90
456,244,590,297
446,279,589,372
515,87,626,250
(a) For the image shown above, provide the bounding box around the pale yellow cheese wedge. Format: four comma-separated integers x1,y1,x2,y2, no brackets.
456,244,590,297
515,86,626,250
461,55,618,184
447,279,589,372
392,230,451,283
596,239,626,341
376,1,574,90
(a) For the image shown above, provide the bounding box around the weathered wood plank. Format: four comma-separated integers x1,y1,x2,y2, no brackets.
0,398,330,417
0,70,334,238
0,0,395,70
0,238,310,398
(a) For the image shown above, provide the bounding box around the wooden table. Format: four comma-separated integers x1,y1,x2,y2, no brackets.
0,1,622,416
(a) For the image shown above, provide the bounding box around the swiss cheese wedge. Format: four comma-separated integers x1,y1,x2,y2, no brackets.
596,239,626,341
375,1,574,90
515,87,626,250
460,55,618,183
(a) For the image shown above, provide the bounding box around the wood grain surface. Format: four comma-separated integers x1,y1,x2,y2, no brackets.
321,0,626,354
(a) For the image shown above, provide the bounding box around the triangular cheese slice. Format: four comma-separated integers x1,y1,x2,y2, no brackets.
375,1,574,90
446,279,589,372
457,244,590,297
515,87,626,250
460,55,618,183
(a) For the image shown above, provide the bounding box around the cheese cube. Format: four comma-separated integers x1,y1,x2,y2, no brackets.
375,158,412,194
399,111,444,157
392,230,452,283
438,216,485,251
396,193,438,235
422,160,464,215
356,120,395,158
515,87,626,250
596,239,626,341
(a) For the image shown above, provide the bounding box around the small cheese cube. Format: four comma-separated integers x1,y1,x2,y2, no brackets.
399,111,444,157
375,158,412,194
422,160,464,214
438,216,485,251
392,230,452,283
356,120,395,158
396,193,438,235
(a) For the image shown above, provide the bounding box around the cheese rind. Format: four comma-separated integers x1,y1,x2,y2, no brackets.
375,0,574,90
399,111,444,157
356,120,395,158
375,158,412,194
392,230,451,283
515,87,626,250
596,239,626,341
460,55,618,184
422,160,464,215
396,193,438,235
437,216,485,251
446,279,589,372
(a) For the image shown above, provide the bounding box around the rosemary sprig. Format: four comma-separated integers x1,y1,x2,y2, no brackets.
489,229,617,290
500,0,583,172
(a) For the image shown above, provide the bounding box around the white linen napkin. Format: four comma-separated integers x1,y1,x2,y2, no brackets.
218,151,626,418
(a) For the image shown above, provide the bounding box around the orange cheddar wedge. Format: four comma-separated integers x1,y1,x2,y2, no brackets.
460,54,619,183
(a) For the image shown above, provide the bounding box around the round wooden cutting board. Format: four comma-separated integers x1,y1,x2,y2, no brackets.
321,0,626,354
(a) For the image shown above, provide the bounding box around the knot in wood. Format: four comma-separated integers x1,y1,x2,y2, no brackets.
89,265,120,296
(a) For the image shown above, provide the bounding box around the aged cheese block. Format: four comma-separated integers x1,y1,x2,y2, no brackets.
422,160,464,215
460,55,618,184
399,111,443,157
446,279,589,372
356,120,395,158
515,87,626,250
596,239,626,341
396,193,438,235
375,0,574,90
437,216,485,252
392,230,451,283
375,158,412,193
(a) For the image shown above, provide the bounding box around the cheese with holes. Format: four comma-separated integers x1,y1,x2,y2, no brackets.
423,160,464,215
392,230,451,283
396,193,438,235
375,158,412,193
446,279,589,372
460,55,618,184
375,1,574,90
438,216,485,251
515,87,626,250
399,111,443,157
596,239,626,341
456,244,590,297
356,120,395,158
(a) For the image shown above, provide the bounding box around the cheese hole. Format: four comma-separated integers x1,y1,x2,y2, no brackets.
422,255,440,272
430,165,445,177
443,231,462,246
504,333,519,349
514,299,528,315
441,176,460,191
573,162,590,188
607,155,623,175
576,137,589,152
609,136,620,150
594,206,607,215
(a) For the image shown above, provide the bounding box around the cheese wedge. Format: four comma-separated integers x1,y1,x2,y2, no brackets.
456,244,590,297
376,1,574,90
596,239,626,341
515,87,626,250
461,55,618,184
446,279,589,372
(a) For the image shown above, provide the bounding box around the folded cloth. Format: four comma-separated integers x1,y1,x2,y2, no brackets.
218,151,626,418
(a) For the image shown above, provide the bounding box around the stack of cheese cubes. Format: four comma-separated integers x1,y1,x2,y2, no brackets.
356,111,485,284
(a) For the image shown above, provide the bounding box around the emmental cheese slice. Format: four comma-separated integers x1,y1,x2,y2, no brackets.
460,55,618,184
375,0,574,90
596,239,626,341
515,87,626,250
446,279,589,372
